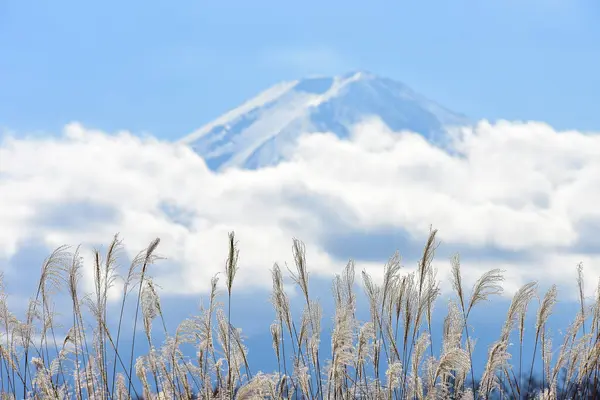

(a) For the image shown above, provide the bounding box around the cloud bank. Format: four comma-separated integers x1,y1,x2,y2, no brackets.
1,119,599,299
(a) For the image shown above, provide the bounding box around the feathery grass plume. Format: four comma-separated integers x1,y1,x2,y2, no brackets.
407,332,430,399
379,252,404,367
418,228,438,298
478,340,511,398
30,357,54,399
453,359,471,399
459,387,474,400
541,332,552,389
327,294,355,398
83,354,103,399
394,274,409,334
161,335,193,399
342,260,356,310
576,263,586,336
400,272,416,393
465,268,505,320
442,300,464,355
114,373,127,400
281,242,315,395
361,270,381,328
415,275,440,348
127,237,161,398
217,309,236,397
294,360,311,399
269,263,293,336
296,302,319,397
307,300,322,361
329,260,357,399
225,231,239,295
535,285,558,345
593,277,600,335
381,252,402,316
96,234,122,395
399,229,440,397
434,348,470,390
451,254,504,398
269,263,294,388
562,307,596,397
434,300,467,397
235,372,281,399
527,284,557,396
135,355,151,398
172,317,202,396
450,254,465,309
548,310,586,394
425,355,442,399
25,244,70,397
289,238,324,398
424,345,470,399
6,232,600,399
496,281,536,397
194,274,222,398
425,263,439,348
354,322,375,398
564,333,589,396
500,281,538,344
0,273,19,397
110,244,149,396
418,228,439,360
66,246,88,400
385,361,403,397
538,386,556,400
406,276,440,398
589,277,600,396
230,323,252,383
270,322,281,374
141,278,160,342
288,239,309,301
361,269,385,393
577,336,600,388
224,231,239,400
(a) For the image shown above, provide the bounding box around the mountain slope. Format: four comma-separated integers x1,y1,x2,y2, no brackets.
179,71,469,170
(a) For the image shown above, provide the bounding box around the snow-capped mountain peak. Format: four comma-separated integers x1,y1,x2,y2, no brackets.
179,71,469,170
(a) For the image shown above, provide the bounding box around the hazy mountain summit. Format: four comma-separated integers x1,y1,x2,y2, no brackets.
179,70,469,170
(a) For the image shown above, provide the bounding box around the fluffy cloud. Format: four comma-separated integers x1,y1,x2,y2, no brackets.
1,119,599,299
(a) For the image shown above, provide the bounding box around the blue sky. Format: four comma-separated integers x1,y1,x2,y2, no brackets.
1,0,600,140
2,1,600,396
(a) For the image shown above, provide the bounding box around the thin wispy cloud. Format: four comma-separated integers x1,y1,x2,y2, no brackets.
259,46,351,75
1,119,599,299
479,0,586,27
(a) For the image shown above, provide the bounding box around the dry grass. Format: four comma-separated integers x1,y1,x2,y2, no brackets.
0,230,599,400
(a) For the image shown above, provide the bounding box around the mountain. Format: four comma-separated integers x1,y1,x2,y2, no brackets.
179,71,469,170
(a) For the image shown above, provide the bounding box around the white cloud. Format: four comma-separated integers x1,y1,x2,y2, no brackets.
1,119,600,299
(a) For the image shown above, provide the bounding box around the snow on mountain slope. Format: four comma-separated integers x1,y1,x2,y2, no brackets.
179,71,470,170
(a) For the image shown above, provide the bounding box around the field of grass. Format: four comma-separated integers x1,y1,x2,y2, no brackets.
0,229,598,399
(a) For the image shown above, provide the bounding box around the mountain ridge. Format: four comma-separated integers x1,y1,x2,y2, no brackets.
179,71,470,170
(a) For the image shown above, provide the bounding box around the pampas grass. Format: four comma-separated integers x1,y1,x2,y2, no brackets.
0,230,599,399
